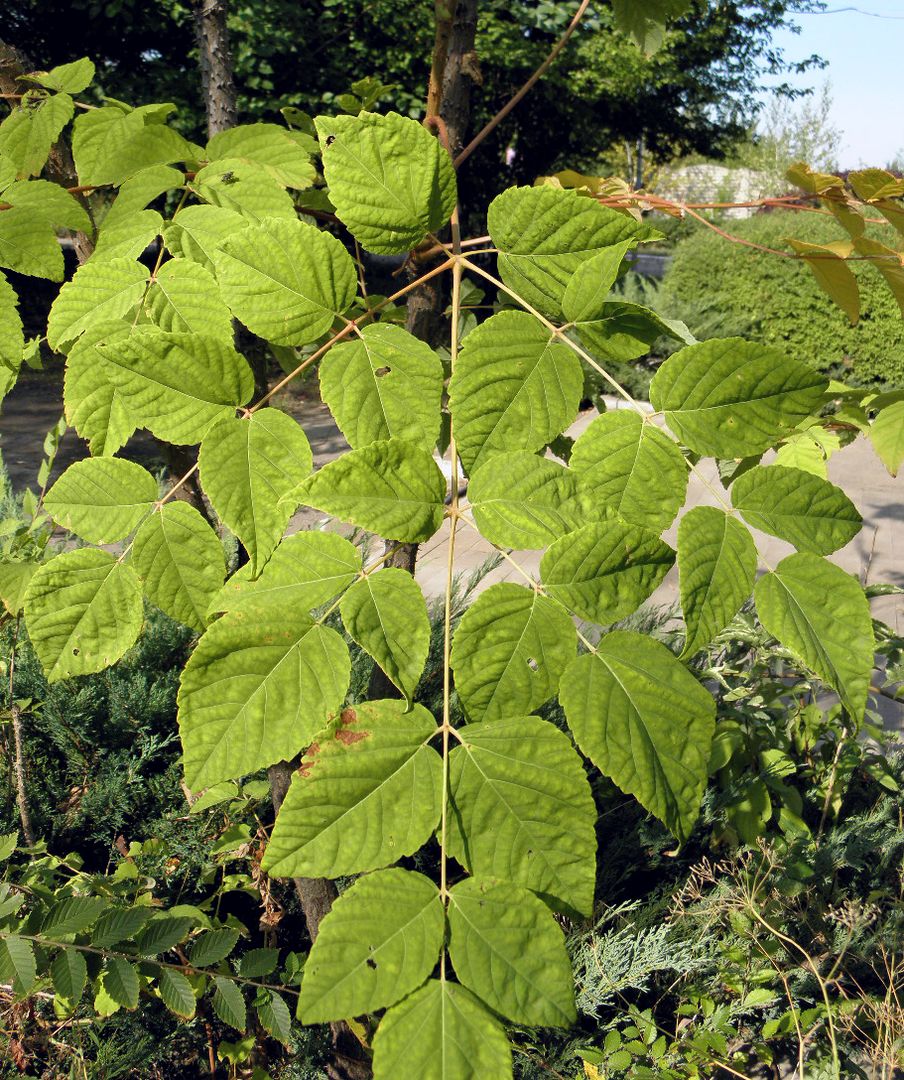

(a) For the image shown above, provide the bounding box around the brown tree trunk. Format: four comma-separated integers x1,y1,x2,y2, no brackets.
440,0,481,160
268,761,371,1080
194,0,238,139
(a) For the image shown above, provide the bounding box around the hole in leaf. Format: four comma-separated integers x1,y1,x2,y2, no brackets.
374,366,391,377
325,135,336,146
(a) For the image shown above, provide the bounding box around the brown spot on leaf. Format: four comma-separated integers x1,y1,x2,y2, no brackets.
298,744,320,777
336,728,368,746
340,707,357,726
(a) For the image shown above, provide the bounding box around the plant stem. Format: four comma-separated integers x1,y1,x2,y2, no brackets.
8,616,34,846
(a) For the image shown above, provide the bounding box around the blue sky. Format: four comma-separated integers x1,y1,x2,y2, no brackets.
762,3,904,168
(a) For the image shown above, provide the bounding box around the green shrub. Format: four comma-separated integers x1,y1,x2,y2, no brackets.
659,210,904,387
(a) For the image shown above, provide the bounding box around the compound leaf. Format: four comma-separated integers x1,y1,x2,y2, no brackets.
298,868,444,1023
214,216,356,345
448,878,575,1027
288,439,445,543
199,409,313,573
24,549,143,682
450,311,583,473
447,716,597,917
753,553,873,719
540,520,674,625
263,700,442,878
731,465,861,555
132,502,226,631
678,507,756,658
340,568,430,704
319,323,443,450
44,457,157,544
649,338,827,458
569,411,688,530
178,603,350,789
372,979,511,1080
560,632,716,842
451,583,576,723
315,110,456,254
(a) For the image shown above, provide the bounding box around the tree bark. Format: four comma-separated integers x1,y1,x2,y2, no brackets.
268,761,371,1080
440,0,481,160
194,0,238,139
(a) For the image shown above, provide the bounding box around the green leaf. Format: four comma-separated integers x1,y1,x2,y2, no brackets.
488,185,653,317
559,632,716,842
209,531,360,616
319,324,444,450
239,948,279,978
104,164,184,230
0,561,38,616
72,106,194,186
372,979,512,1080
91,907,154,948
730,465,861,555
263,700,442,879
787,238,859,324
64,321,138,456
570,411,688,531
31,58,95,94
51,948,88,1004
24,549,143,682
340,568,430,704
199,410,313,573
450,311,583,473
131,502,226,632
870,401,904,476
144,258,233,340
195,162,297,222
753,553,873,719
103,956,139,1009
189,927,239,967
611,0,693,53
0,206,64,280
571,300,693,361
447,716,597,916
1,179,91,234
42,897,107,936
92,209,162,262
540,521,674,625
47,258,149,352
178,603,350,789
561,242,634,322
164,204,250,273
448,878,575,1027
44,458,157,543
298,868,443,1023
96,329,254,445
206,122,316,189
315,111,456,254
212,976,246,1031
649,339,827,458
0,270,24,399
0,935,36,995
214,216,357,345
289,439,445,543
257,989,293,1047
468,452,588,549
157,967,196,1019
0,91,74,178
677,507,757,658
0,832,17,861
451,583,576,723
134,916,194,956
